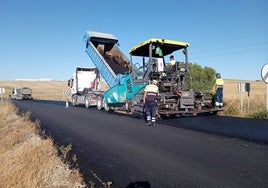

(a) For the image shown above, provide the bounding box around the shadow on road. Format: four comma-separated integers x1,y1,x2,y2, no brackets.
126,181,151,188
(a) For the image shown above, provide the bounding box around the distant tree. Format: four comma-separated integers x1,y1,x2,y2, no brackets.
184,63,216,93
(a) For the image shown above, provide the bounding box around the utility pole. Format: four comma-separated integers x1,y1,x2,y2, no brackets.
261,64,268,110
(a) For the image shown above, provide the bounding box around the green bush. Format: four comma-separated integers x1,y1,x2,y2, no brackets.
185,63,216,93
248,110,268,119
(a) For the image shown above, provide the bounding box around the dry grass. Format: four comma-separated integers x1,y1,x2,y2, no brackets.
0,80,69,101
0,101,86,187
222,79,267,117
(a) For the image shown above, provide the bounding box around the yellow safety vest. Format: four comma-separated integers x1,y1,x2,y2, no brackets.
216,78,224,88
144,84,159,93
144,84,159,101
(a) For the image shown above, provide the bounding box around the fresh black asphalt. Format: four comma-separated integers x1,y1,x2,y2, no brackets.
13,100,268,188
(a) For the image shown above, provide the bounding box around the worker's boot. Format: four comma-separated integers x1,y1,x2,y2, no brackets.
145,121,152,126
151,117,156,126
146,116,152,126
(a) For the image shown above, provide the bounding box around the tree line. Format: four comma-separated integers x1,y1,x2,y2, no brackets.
184,63,217,93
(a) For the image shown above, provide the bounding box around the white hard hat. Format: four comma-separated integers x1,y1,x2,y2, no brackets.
152,80,158,84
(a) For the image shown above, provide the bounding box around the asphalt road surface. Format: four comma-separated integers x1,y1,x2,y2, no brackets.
13,100,268,188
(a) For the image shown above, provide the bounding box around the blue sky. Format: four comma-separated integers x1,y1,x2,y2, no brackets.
1,0,267,81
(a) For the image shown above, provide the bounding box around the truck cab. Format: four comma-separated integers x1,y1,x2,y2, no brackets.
68,67,103,108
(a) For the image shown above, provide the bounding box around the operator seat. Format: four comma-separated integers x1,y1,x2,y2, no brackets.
166,61,180,74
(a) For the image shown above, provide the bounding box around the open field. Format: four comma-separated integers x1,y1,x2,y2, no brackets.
0,79,267,116
222,79,266,116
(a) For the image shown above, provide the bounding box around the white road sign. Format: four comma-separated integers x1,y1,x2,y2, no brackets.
261,64,268,83
0,88,5,94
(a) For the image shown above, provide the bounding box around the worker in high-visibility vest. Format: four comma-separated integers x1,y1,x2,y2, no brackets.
143,80,159,126
214,73,224,107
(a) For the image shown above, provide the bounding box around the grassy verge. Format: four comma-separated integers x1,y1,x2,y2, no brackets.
0,101,86,187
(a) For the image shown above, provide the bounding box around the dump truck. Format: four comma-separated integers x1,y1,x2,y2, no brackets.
68,67,104,108
10,87,33,100
83,31,220,118
84,31,144,112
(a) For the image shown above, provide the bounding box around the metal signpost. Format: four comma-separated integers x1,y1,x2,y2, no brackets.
261,64,268,110
238,82,250,113
0,88,5,104
238,83,245,112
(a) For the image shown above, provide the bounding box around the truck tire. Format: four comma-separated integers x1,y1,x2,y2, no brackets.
96,96,103,110
71,95,77,106
103,100,110,112
85,98,90,108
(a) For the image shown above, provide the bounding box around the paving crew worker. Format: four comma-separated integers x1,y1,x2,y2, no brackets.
169,55,176,66
143,80,159,126
166,55,176,71
214,73,224,107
